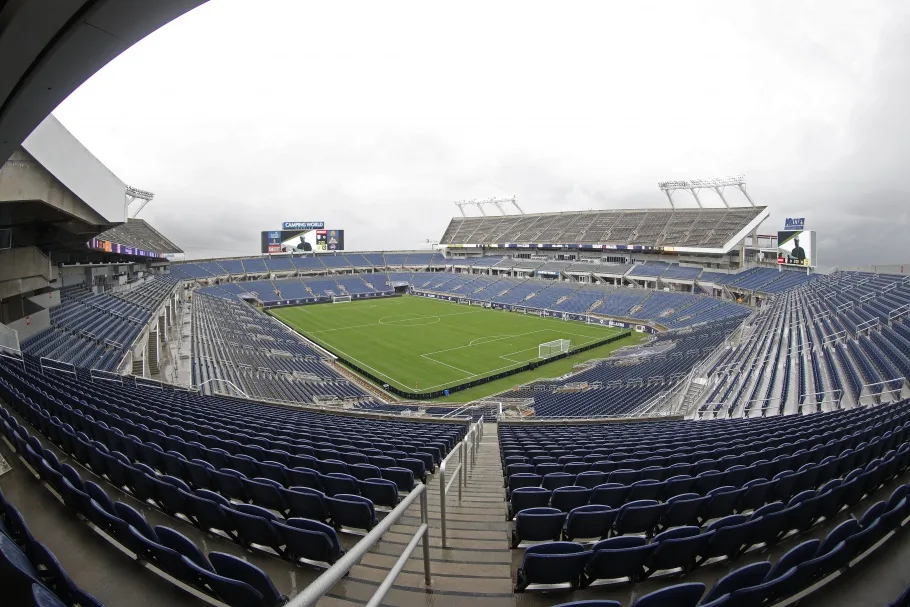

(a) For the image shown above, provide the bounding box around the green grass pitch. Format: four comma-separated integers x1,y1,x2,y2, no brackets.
269,296,643,401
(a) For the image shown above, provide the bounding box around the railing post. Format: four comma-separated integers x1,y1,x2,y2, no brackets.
439,459,448,548
459,440,465,500
420,485,431,585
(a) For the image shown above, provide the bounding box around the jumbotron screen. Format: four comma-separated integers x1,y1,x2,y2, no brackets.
777,229,815,268
261,229,345,254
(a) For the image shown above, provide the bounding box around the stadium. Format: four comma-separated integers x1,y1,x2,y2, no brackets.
1,3,910,607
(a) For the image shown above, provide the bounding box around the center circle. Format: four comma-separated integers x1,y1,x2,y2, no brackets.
379,315,441,326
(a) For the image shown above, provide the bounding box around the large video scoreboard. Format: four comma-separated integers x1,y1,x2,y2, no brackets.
260,222,345,254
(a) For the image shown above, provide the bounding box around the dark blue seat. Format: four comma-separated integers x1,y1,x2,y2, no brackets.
273,517,344,566
631,582,705,607
644,526,711,578
663,475,696,499
542,472,577,491
358,478,399,508
551,486,592,513
155,525,213,584
582,536,656,586
698,514,750,563
564,505,615,541
590,483,628,508
349,463,383,481
209,552,286,607
510,487,552,519
321,473,360,497
509,473,543,496
613,500,667,538
326,494,377,532
180,555,268,607
32,584,67,607
515,541,590,592
244,477,288,515
187,490,237,539
380,467,415,492
627,479,665,502
550,600,621,607
701,486,744,522
283,486,330,522
575,471,607,489
212,468,249,502
700,561,772,605
286,467,322,491
659,493,707,531
744,501,788,550
224,505,286,557
512,507,567,548
27,542,82,606
732,539,821,606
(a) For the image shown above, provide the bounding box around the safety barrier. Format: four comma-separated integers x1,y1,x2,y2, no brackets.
439,416,483,548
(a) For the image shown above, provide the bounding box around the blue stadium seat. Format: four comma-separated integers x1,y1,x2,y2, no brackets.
515,542,591,592
512,507,567,548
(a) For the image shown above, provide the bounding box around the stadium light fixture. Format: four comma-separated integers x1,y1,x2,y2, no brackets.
124,185,155,221
657,174,754,209
454,196,523,217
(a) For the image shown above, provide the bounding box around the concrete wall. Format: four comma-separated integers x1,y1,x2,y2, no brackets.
0,149,109,226
21,115,126,222
6,308,49,342
0,246,56,300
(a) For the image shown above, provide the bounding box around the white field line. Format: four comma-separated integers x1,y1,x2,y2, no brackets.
302,309,486,334
280,298,625,392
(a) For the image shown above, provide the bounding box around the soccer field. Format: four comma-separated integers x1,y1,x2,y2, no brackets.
270,295,639,398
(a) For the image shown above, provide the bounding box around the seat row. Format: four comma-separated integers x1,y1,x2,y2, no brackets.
500,403,902,467
0,488,104,607
12,360,461,465
2,398,385,541
21,368,439,478
512,444,907,549
507,435,905,524
517,485,909,607
2,414,335,607
500,402,902,458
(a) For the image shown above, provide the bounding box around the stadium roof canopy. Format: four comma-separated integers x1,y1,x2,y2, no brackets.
95,218,183,255
439,206,770,254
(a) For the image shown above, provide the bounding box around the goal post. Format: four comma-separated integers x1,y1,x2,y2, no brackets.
332,295,352,303
539,339,571,359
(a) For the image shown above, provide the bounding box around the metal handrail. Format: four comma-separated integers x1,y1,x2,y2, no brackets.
287,483,430,607
438,416,483,548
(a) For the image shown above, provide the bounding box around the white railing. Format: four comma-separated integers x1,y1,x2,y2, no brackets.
287,483,431,607
889,303,910,322
855,317,879,336
195,378,249,397
742,396,784,417
857,377,909,406
0,344,25,369
39,357,77,377
89,368,125,385
821,330,847,348
798,389,843,412
438,416,483,548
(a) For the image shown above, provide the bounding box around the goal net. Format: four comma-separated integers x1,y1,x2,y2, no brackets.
332,295,352,303
539,339,571,359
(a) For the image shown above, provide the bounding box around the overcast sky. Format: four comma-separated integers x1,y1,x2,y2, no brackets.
52,0,909,265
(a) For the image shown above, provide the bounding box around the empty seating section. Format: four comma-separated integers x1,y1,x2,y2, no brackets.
700,270,910,419
439,207,766,248
0,360,463,605
191,292,371,404
505,400,910,601
517,319,741,417
0,483,105,606
21,277,178,372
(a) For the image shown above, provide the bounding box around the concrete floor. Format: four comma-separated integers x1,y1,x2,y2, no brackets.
3,413,910,607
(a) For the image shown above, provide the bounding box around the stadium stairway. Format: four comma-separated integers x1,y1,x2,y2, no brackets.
319,422,516,606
